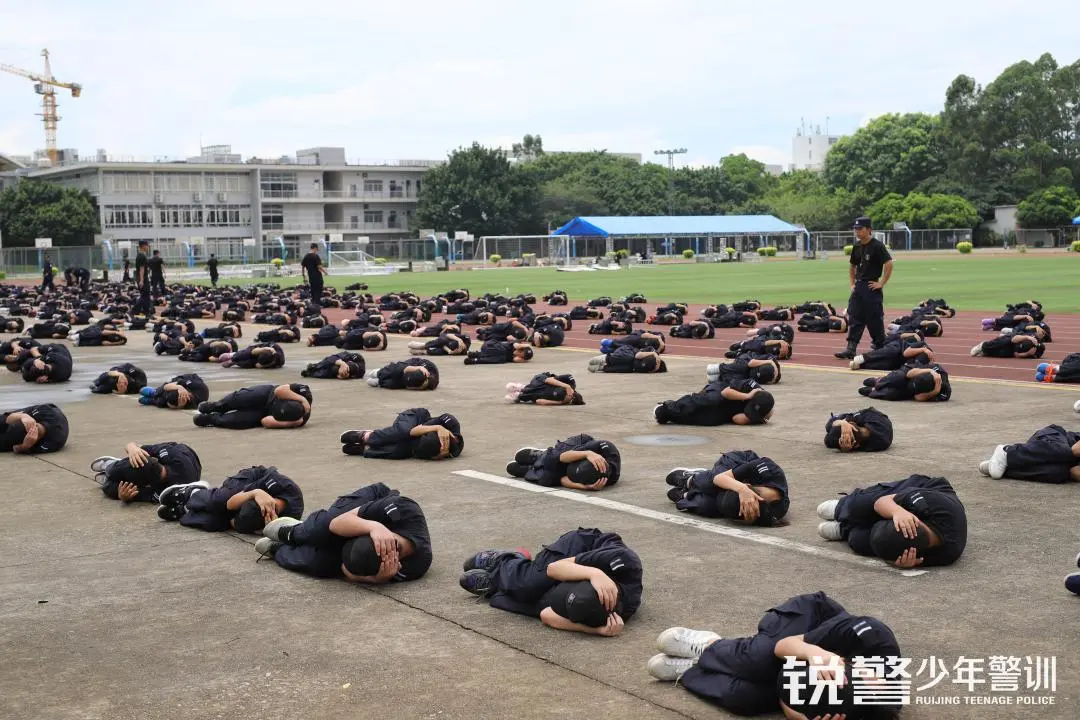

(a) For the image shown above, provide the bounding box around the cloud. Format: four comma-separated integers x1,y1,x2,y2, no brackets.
728,145,791,167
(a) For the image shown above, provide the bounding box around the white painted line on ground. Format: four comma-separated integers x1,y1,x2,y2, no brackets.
451,470,928,577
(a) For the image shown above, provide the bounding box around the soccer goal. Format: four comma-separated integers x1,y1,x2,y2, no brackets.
475,235,571,268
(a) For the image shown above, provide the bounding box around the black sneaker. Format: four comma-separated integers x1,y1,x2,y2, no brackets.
342,444,365,456
459,568,493,597
665,468,701,489
340,430,367,445
157,503,185,521
654,402,673,424
463,547,531,572
197,401,221,414
667,486,687,502
158,481,210,509
193,414,216,427
513,447,543,466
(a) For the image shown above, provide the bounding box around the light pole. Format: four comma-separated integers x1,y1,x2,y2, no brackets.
654,148,687,217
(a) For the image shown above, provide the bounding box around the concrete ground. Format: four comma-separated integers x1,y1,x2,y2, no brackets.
2,322,1079,720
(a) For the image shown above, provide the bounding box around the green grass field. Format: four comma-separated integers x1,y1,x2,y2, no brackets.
233,254,1080,312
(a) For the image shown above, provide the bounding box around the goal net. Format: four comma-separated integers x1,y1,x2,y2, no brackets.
474,235,571,268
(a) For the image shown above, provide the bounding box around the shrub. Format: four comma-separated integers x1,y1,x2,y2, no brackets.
489,254,502,264
725,247,736,257
0,271,5,280
682,249,695,259
1016,244,1028,254
522,253,536,259
374,257,387,265
271,257,284,267
956,241,973,254
1071,240,1080,252
843,245,854,256
616,248,629,259
765,246,777,257
757,247,768,256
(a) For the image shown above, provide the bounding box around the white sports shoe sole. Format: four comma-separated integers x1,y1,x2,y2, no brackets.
647,653,696,682
656,627,721,658
988,444,1008,479
262,516,302,541
90,456,121,473
816,499,839,520
818,521,843,541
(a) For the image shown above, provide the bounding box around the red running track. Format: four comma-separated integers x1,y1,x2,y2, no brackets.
323,304,1080,385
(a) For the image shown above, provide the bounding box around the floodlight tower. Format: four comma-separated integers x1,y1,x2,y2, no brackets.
653,147,687,216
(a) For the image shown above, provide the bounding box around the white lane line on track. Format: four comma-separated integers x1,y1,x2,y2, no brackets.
451,469,928,577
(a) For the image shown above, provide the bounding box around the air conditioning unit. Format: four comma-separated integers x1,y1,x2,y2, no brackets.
193,192,202,202
363,204,369,209
217,192,228,202
361,172,368,178
153,192,163,204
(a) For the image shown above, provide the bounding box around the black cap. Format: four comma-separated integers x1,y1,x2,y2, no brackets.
853,216,872,229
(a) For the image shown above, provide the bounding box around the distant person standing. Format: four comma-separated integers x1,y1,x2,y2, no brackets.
207,254,219,287
41,254,55,294
122,255,131,284
302,243,327,299
149,249,166,296
835,217,893,360
134,240,152,316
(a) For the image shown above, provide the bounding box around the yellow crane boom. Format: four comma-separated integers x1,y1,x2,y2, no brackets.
0,49,82,165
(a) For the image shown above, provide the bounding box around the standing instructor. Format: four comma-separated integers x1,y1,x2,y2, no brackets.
301,243,328,300
835,217,893,360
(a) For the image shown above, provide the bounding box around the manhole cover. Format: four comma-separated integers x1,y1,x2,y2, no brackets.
623,434,709,447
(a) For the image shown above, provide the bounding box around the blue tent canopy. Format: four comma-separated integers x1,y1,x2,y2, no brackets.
550,215,802,237
1072,216,1080,225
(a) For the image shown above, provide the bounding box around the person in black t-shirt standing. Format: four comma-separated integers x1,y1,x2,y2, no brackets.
41,254,55,293
301,243,327,299
835,217,893,359
148,249,166,296
206,253,219,287
134,240,152,316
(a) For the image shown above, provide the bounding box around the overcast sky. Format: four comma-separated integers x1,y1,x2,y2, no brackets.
1,0,1078,167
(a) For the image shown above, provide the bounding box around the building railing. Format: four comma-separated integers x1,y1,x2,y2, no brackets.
259,189,415,200
28,155,443,170
263,222,409,233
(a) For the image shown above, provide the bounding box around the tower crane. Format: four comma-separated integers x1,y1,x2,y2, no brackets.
0,49,82,165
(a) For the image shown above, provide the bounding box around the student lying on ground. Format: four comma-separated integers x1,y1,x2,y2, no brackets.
529,322,565,348
848,334,934,370
90,363,147,395
824,407,893,452
200,321,242,339
463,339,533,365
725,336,792,360
2,337,38,371
256,482,432,585
156,465,304,531
1036,353,1080,383
139,373,209,409
970,333,1045,359
365,358,439,389
27,321,71,339
1,317,24,333
858,363,951,402
506,435,621,491
477,320,529,341
664,450,789,526
600,329,666,354
587,345,666,373
796,312,848,333
90,440,202,504
179,338,236,362
254,325,301,344
978,425,1080,483
669,320,715,339
20,343,73,383
218,342,286,369
408,333,471,356
542,290,568,305
506,372,585,405
0,403,69,454
458,527,642,637
70,325,127,346
646,591,902,720
708,310,758,329
339,407,462,460
654,379,774,426
587,318,633,335
816,474,967,568
706,354,781,385
194,383,312,429
300,351,365,379
747,322,795,343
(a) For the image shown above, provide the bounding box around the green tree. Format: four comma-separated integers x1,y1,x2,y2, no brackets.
823,113,945,202
867,193,907,229
416,143,541,236
0,181,100,247
1016,185,1080,227
716,154,777,212
510,134,544,161
763,171,856,230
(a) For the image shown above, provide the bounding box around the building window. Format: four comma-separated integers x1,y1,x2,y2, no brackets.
103,204,154,228
260,171,297,197
387,211,399,229
350,215,359,228
363,210,383,224
262,204,283,229
363,179,383,193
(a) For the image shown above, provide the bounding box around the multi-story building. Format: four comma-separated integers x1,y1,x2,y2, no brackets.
791,130,843,172
22,145,439,261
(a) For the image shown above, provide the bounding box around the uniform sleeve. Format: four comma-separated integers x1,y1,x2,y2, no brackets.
804,615,901,659
879,243,893,263
367,408,429,446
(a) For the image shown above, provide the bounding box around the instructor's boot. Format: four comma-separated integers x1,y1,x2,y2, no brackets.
834,342,858,360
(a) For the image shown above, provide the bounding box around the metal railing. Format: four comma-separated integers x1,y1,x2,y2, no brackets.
262,221,409,233
809,229,974,253
27,155,443,171
258,189,416,200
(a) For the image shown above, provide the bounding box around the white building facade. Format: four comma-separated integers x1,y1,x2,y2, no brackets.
791,132,842,171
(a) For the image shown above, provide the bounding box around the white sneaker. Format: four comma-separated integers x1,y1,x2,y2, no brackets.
978,460,991,477
647,654,696,682
849,355,863,370
262,516,301,541
366,376,380,387
705,363,720,376
90,456,121,473
254,537,282,558
70,333,81,346
656,627,720,658
587,356,605,373
988,444,1008,479
816,499,839,520
818,521,843,541
407,341,425,349
970,343,983,357
1073,399,1080,414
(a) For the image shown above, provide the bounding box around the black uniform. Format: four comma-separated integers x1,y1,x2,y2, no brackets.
301,352,365,379
145,373,210,409
134,250,151,315
859,363,951,402
274,483,432,581
824,407,893,452
180,466,304,531
102,442,203,503
857,338,931,371
91,363,147,394
672,450,789,525
1049,353,1080,383
148,254,165,296
346,408,461,459
207,257,219,286
515,372,578,404
980,335,1044,359
486,528,642,623
21,343,73,383
41,258,54,292
1001,425,1080,484
681,593,899,716
834,474,967,565
198,383,312,429
0,403,69,453
228,343,286,369
846,238,892,348
657,378,760,426
518,434,621,487
376,358,439,389
464,339,517,365
302,250,324,297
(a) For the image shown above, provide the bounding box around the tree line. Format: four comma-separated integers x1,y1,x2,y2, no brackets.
418,52,1080,240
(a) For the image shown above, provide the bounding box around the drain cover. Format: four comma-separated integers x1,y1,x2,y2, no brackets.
623,434,709,447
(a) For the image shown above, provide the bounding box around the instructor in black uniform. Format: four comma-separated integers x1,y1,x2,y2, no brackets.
835,216,893,360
